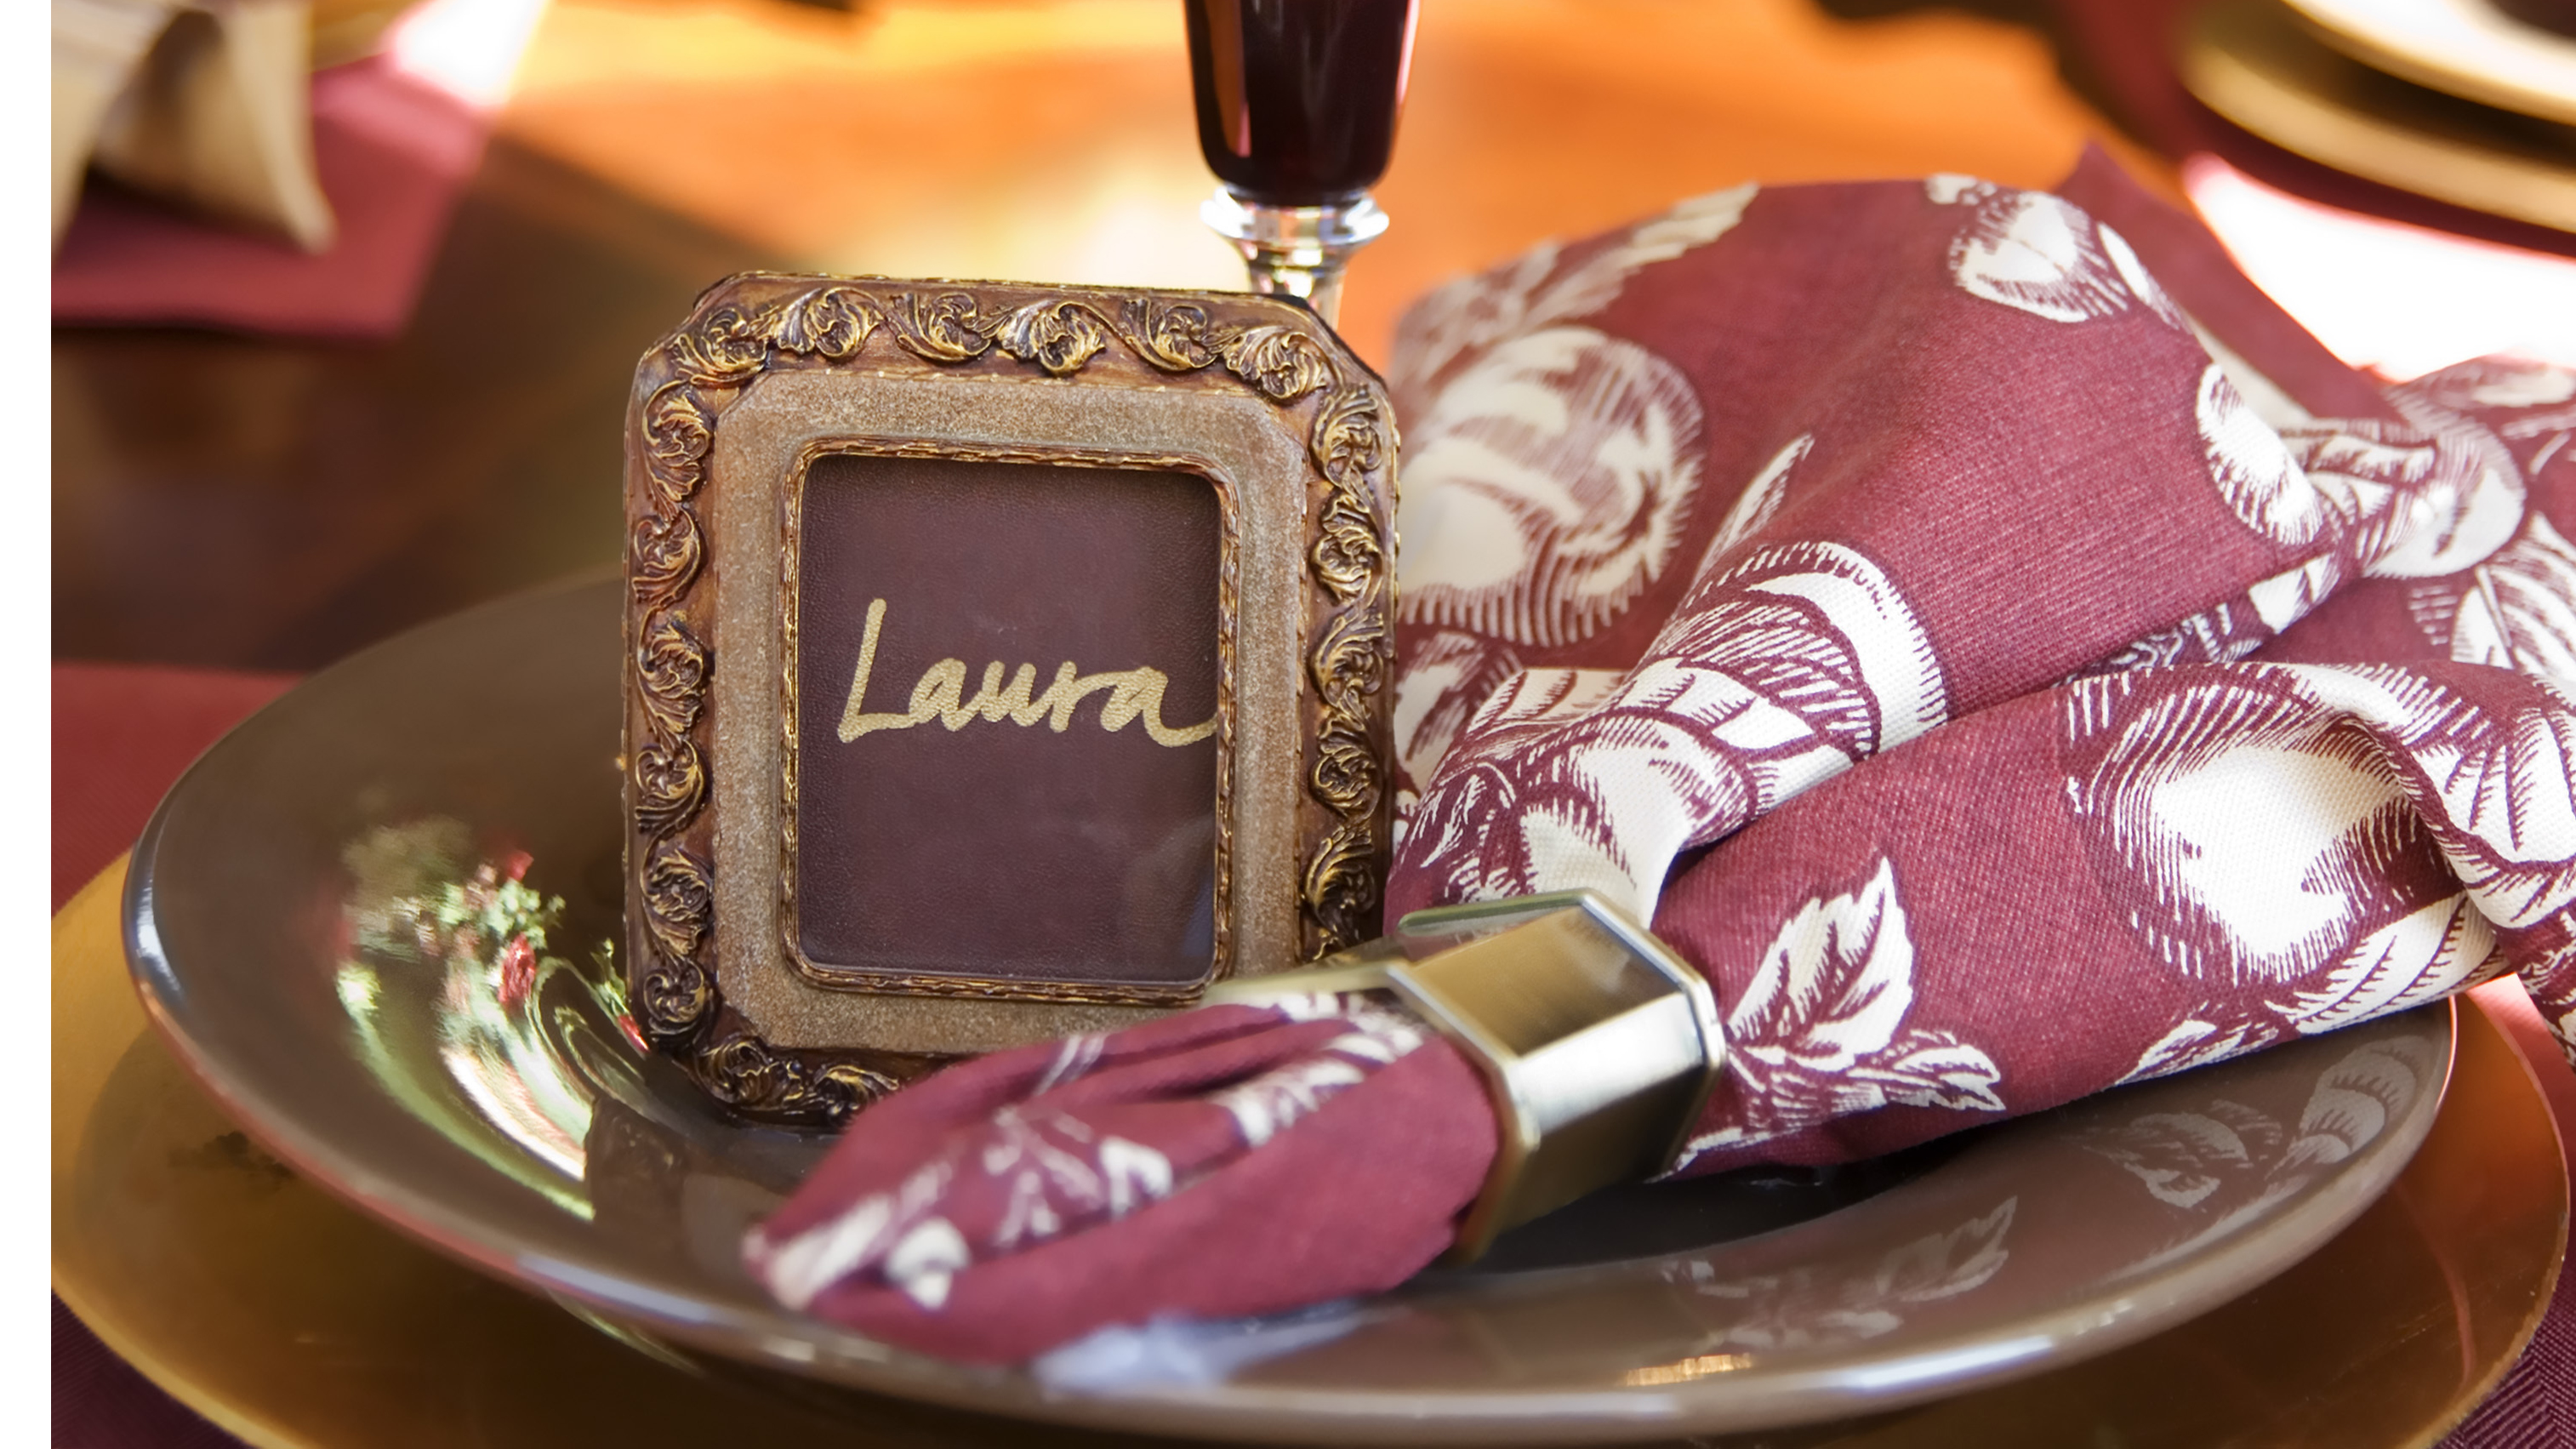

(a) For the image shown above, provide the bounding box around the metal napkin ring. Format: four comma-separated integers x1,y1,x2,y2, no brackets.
1205,891,1726,1263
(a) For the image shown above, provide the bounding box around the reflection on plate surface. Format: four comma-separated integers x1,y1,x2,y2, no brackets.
123,579,2477,1443
338,819,618,1209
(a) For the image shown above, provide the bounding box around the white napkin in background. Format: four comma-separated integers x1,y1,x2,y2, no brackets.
54,0,336,254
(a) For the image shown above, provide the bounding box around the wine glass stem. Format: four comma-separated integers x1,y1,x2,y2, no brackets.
1201,188,1389,330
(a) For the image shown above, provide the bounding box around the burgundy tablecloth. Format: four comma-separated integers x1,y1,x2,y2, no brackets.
49,646,2576,1446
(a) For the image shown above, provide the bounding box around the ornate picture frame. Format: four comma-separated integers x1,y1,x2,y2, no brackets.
622,274,1398,1126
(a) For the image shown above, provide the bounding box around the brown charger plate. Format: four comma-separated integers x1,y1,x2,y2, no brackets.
70,579,2567,1445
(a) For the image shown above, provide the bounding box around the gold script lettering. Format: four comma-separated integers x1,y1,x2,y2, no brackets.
836,598,1216,749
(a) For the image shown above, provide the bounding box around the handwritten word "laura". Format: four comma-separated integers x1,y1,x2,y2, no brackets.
835,598,1217,748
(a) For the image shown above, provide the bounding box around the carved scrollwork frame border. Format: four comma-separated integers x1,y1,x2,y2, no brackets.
623,273,1397,1127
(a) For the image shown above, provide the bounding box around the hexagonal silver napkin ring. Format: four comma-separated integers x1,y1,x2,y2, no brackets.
1205,891,1726,1263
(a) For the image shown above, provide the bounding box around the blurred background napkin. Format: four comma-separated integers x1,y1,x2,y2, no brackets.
54,0,339,253
50,0,544,338
744,151,2576,1365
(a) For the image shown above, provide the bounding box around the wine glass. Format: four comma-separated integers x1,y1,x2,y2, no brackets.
1184,0,1419,328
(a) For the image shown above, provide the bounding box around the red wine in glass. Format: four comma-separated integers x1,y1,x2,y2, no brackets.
1185,0,1418,205
1185,0,1416,322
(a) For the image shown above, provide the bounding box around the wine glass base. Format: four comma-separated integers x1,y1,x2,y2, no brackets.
1201,187,1388,328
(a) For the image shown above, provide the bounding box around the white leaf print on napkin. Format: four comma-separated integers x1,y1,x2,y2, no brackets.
1210,1001,1428,1147
746,1000,1425,1316
2449,513,2576,692
1924,174,1998,207
2280,665,2576,929
2199,363,2322,546
2115,894,2499,1087
2118,1016,2284,1087
1946,191,2134,323
1690,432,1809,579
2281,893,2500,1035
2078,665,2572,1088
2067,672,2412,987
1392,183,1757,394
1401,537,1947,918
2374,376,2533,579
1398,326,1707,648
1678,859,2003,1166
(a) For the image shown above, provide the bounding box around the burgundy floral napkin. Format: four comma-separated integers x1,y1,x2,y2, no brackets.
744,150,2576,1363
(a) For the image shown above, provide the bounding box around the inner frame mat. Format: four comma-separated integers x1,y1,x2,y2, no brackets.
791,454,1222,990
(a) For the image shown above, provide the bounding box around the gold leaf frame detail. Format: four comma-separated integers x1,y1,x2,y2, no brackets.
624,274,1396,1127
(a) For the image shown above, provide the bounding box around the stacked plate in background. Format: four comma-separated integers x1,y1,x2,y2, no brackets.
2181,0,2576,231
